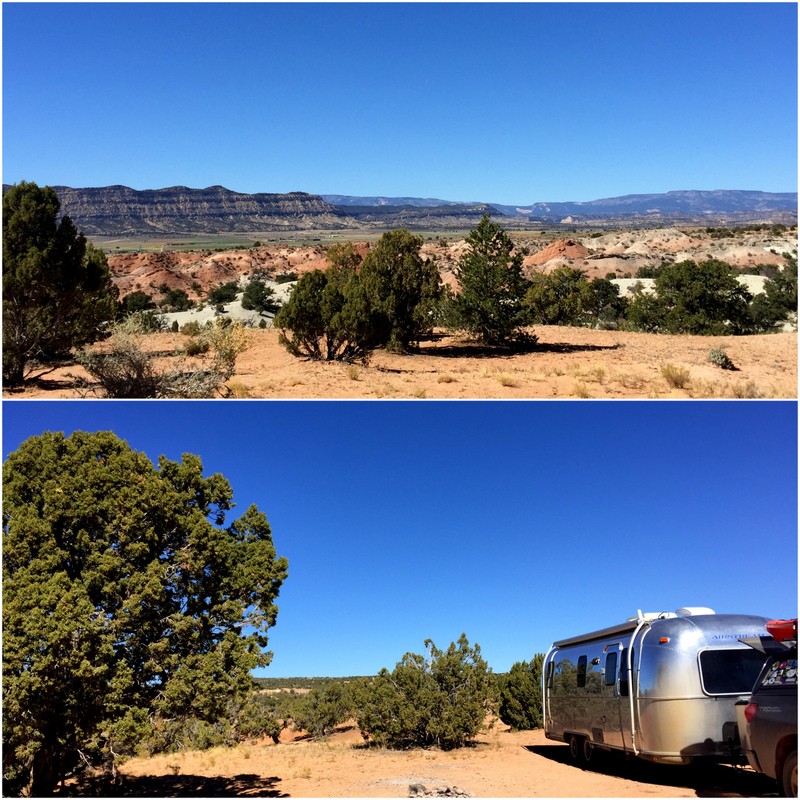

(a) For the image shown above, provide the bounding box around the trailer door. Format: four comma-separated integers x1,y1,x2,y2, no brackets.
617,645,635,752
600,643,626,749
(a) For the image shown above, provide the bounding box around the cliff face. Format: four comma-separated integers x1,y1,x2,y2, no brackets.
6,184,794,235
50,185,350,234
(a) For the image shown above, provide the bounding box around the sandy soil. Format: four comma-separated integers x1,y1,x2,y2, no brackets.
70,723,778,797
8,326,796,400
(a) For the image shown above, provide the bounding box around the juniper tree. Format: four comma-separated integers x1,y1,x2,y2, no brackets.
626,259,753,334
2,431,288,795
2,182,118,385
359,228,442,351
275,267,379,362
241,279,280,315
357,634,494,750
498,654,545,731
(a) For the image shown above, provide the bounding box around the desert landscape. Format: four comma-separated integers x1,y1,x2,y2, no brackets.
99,225,796,300
69,718,777,798
6,226,797,401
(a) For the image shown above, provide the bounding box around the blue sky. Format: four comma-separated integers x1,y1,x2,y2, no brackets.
2,2,797,203
3,400,797,677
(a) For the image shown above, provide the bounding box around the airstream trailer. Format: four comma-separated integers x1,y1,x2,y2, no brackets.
542,608,770,765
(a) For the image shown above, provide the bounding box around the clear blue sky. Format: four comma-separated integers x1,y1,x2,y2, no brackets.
2,2,797,204
3,400,797,677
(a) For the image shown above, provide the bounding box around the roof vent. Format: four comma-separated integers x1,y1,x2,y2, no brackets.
627,609,677,622
676,607,716,616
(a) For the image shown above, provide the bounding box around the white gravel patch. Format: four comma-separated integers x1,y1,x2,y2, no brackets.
157,280,296,329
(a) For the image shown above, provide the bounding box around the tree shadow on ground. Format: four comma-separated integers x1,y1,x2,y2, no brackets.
524,744,778,797
62,772,286,797
415,337,622,359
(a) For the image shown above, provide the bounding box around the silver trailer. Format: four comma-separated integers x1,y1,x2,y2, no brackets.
543,607,770,765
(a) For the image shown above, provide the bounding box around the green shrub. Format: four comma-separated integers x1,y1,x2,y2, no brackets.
185,338,210,357
235,694,285,744
181,320,202,336
242,279,280,314
356,634,494,750
77,315,166,398
747,253,798,332
708,347,736,370
207,281,240,306
293,681,356,738
497,655,544,731
160,288,193,312
121,290,156,315
274,267,378,362
627,259,753,335
359,228,443,351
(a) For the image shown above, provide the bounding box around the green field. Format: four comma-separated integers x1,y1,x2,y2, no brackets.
91,227,581,254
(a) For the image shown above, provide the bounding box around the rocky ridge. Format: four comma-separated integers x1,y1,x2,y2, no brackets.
50,185,349,235
4,184,793,235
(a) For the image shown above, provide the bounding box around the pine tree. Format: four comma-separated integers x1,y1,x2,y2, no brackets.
451,215,532,346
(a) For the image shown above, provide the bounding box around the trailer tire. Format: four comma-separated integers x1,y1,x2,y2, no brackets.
582,739,594,764
568,735,581,762
779,750,797,798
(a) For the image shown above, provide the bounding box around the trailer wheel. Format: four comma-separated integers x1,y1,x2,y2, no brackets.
582,739,594,764
779,750,797,798
568,735,581,762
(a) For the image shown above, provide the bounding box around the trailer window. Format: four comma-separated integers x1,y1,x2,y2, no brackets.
577,655,587,688
604,651,617,686
619,648,631,696
699,648,768,695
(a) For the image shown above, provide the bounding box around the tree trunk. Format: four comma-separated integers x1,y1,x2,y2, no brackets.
26,745,62,797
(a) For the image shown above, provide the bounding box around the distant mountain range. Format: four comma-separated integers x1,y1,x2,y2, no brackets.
325,190,798,219
5,184,795,234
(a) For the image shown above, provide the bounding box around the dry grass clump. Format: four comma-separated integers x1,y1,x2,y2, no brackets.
78,315,249,398
660,363,691,389
496,372,519,388
571,380,592,398
572,365,606,384
731,380,763,399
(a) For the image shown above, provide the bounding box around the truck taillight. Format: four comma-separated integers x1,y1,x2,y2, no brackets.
744,703,758,723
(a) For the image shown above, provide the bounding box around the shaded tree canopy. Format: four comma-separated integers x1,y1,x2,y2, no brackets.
2,431,288,795
2,181,118,385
